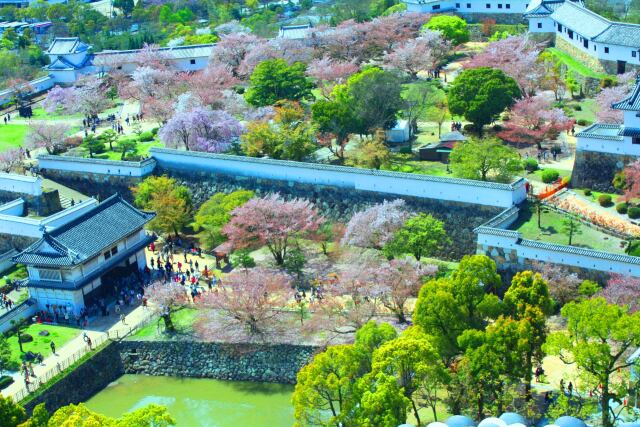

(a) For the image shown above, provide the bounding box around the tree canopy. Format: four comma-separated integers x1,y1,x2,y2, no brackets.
132,175,192,237
423,15,470,45
448,67,521,133
449,138,522,183
244,59,314,107
192,190,254,250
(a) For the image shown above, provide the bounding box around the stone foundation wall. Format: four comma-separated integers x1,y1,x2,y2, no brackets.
119,341,319,384
39,170,140,201
22,342,124,415
571,150,633,192
0,233,36,252
163,168,501,261
0,189,61,217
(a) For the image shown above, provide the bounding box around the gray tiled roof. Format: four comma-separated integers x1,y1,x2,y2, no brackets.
576,123,624,140
46,38,90,55
612,79,640,111
519,238,640,264
550,2,611,38
523,0,565,17
13,194,154,267
620,127,640,136
593,23,640,48
46,57,78,71
93,43,214,65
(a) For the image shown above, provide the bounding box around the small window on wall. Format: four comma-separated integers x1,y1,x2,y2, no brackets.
557,24,562,32
605,47,609,53
506,3,511,7
467,2,471,6
190,59,196,65
498,3,503,8
486,3,491,8
537,22,542,28
432,4,440,9
456,2,460,6
633,137,640,145
633,51,637,58
568,30,573,39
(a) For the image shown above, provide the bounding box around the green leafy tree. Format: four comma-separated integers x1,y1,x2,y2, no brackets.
230,249,256,270
118,138,138,160
561,217,583,246
346,68,404,134
0,337,11,375
448,67,521,134
414,255,502,363
99,129,118,151
20,403,49,427
449,138,523,182
245,59,314,107
311,93,356,163
113,0,134,15
349,373,409,427
192,190,254,250
544,298,640,427
352,136,391,170
47,403,175,427
0,395,26,427
284,247,306,284
116,404,176,427
423,15,470,45
293,344,365,426
132,176,192,237
504,271,553,395
372,326,448,424
354,321,398,369
82,134,106,158
384,213,449,261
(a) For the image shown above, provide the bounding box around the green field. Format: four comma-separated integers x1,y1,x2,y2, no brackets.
546,47,609,79
133,308,198,340
0,124,29,152
7,323,80,366
512,206,626,253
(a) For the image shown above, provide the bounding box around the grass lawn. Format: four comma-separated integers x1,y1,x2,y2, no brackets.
511,206,627,253
383,153,449,176
133,308,199,339
1,264,27,284
546,48,610,79
88,139,163,161
6,323,80,366
565,98,598,125
527,167,572,184
29,106,84,121
0,124,29,152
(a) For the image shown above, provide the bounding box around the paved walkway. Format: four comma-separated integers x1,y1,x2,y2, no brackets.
4,303,154,401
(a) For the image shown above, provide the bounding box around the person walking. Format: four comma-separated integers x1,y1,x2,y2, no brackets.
50,341,56,355
120,313,126,325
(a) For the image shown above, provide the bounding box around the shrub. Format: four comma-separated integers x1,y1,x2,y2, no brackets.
576,119,591,126
616,202,629,214
64,136,83,149
138,131,154,142
584,188,592,196
398,146,413,154
0,376,14,390
523,158,538,172
598,194,613,206
541,169,560,183
151,127,159,135
628,207,640,219
627,240,640,256
600,76,616,88
463,124,476,132
492,124,503,132
573,104,582,111
19,333,33,343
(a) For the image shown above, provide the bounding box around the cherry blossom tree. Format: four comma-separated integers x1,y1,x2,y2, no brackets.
222,195,324,265
383,31,450,78
307,57,359,98
145,281,190,331
621,160,640,202
127,66,180,101
341,199,410,249
142,96,175,124
209,33,265,77
595,74,635,124
498,95,574,149
42,86,76,114
0,149,22,173
466,35,544,95
196,268,292,341
369,258,438,323
159,107,244,152
534,261,582,307
599,274,640,313
186,64,238,108
25,122,71,154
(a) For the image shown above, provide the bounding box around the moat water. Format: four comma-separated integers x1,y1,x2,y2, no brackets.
85,374,295,426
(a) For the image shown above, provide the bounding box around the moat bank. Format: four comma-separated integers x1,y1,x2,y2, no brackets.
85,374,294,427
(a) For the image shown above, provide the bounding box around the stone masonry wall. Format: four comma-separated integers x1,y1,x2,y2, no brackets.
571,150,634,192
22,342,124,416
0,189,61,217
118,341,319,384
39,170,140,202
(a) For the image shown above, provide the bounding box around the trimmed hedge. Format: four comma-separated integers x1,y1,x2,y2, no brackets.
628,207,640,219
627,240,640,256
0,376,14,390
541,169,560,184
597,194,612,206
616,202,628,214
523,158,538,172
584,188,592,196
138,131,154,142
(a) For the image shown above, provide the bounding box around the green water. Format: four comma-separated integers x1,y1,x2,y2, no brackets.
85,375,295,427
